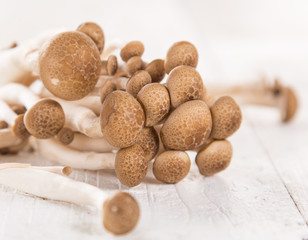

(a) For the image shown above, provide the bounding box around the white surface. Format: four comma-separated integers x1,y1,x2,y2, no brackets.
1,0,308,239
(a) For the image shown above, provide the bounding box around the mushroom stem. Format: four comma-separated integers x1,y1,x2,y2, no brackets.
29,137,115,170
0,167,140,234
207,78,298,122
0,129,23,148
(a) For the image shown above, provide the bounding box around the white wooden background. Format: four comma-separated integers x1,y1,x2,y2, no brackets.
1,0,308,239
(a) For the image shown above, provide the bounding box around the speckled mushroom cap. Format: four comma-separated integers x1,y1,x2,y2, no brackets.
12,114,30,139
24,99,65,139
120,41,144,62
39,31,101,101
126,56,144,76
196,140,232,176
166,65,203,108
153,151,191,184
106,55,118,76
135,127,159,162
145,59,165,83
103,192,140,235
165,41,198,74
77,22,105,53
210,96,242,139
137,83,170,127
115,144,148,187
126,70,152,98
161,100,212,150
100,90,145,148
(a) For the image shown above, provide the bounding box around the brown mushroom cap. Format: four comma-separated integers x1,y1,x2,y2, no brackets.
126,56,144,76
165,41,198,74
24,99,65,139
196,140,232,176
77,22,105,53
145,59,165,83
153,151,191,184
120,41,144,62
115,144,148,187
137,83,170,127
106,55,118,76
12,114,30,139
210,96,242,139
161,100,212,150
0,121,8,129
166,65,203,108
100,90,144,148
136,127,159,162
103,192,140,235
39,31,101,101
100,80,117,103
281,87,298,122
56,127,74,145
126,70,152,98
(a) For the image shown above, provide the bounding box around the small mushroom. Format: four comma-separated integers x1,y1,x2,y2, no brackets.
120,41,144,62
135,127,159,162
56,127,74,145
101,55,118,76
126,70,152,97
166,65,203,108
210,96,242,139
115,144,148,187
160,100,212,150
165,41,198,74
77,22,105,53
145,59,165,83
196,140,232,176
100,90,145,148
153,151,191,184
137,83,170,127
126,56,146,76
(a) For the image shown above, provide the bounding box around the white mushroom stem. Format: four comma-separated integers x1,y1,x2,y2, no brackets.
0,129,22,148
30,137,115,170
0,100,18,127
96,75,128,90
69,133,118,153
0,163,72,176
0,30,62,86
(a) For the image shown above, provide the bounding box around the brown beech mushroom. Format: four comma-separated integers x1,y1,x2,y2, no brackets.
100,90,145,148
120,41,144,62
196,140,232,176
101,55,118,76
39,31,101,100
145,59,165,83
161,100,212,150
115,144,148,187
77,22,105,53
135,127,159,162
126,56,146,76
126,70,152,97
153,151,191,184
210,96,242,139
165,41,198,74
166,65,203,108
137,83,170,127
0,167,139,235
56,127,74,145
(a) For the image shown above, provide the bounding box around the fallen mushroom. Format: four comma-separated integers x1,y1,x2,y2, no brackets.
0,121,8,129
0,167,140,235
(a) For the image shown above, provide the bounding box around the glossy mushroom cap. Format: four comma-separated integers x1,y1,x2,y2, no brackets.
165,41,198,74
39,31,101,101
166,65,203,108
153,151,191,184
77,22,105,53
196,140,232,176
24,99,65,139
115,144,148,187
136,127,159,162
145,59,165,83
100,90,145,148
103,192,140,235
161,100,212,150
210,96,242,139
120,41,144,62
137,83,170,127
126,70,152,98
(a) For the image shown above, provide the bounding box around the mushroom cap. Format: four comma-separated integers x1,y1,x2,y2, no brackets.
77,22,105,53
161,100,212,150
165,41,198,74
100,80,117,103
210,96,242,139
0,121,8,129
103,192,140,235
56,127,74,145
106,55,118,76
126,70,152,98
120,41,144,62
39,31,101,101
196,140,232,176
136,127,159,162
145,59,165,83
24,99,65,139
115,144,148,187
137,83,170,127
166,65,203,108
100,90,145,148
281,87,298,122
153,151,191,184
126,56,144,76
12,114,30,139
